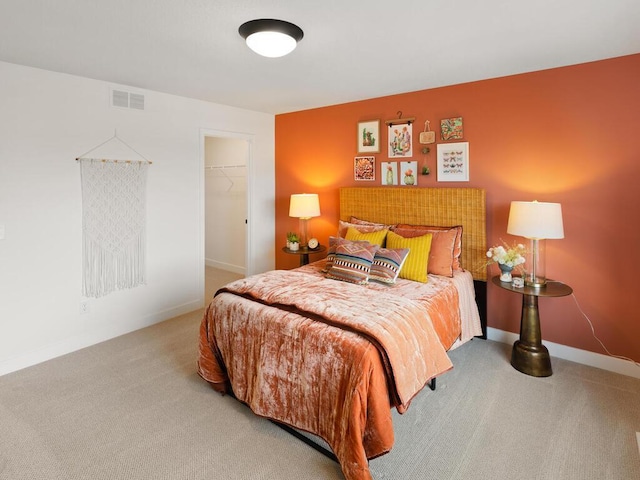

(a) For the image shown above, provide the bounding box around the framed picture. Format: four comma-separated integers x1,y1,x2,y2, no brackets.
440,117,463,140
381,161,398,185
388,122,413,157
400,161,418,186
437,142,469,182
354,156,375,181
357,120,380,153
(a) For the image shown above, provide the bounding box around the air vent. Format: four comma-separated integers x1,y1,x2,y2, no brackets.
111,88,145,111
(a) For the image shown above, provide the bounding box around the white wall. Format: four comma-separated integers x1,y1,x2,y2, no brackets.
204,136,247,274
0,61,275,375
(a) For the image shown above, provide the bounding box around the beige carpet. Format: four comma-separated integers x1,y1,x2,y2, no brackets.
1,269,639,479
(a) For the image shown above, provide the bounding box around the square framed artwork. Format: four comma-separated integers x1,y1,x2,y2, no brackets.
440,117,463,140
354,156,376,181
357,120,380,153
400,161,418,186
437,142,469,182
381,161,398,185
388,122,413,157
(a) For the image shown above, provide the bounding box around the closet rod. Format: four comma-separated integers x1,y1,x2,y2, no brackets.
205,164,246,170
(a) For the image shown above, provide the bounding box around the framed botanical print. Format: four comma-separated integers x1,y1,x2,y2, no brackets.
354,156,375,181
440,117,463,140
388,122,413,157
437,142,469,182
357,120,380,153
381,161,398,185
400,161,418,186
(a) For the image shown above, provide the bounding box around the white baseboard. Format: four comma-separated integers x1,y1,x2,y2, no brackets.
487,327,640,380
0,299,202,377
205,258,245,275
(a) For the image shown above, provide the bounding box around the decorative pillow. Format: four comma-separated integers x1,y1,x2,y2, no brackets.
349,216,396,230
386,230,432,283
337,220,389,238
326,242,379,285
345,226,388,246
369,247,410,284
323,236,368,272
392,224,463,275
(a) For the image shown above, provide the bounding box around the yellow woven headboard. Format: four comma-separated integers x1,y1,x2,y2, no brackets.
340,187,487,281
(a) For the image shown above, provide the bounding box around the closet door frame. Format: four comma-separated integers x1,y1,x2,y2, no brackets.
199,128,254,305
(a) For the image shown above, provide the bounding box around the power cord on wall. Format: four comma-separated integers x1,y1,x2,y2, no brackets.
570,292,640,369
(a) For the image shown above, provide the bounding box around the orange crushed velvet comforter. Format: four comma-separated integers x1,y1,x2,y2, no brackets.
197,263,480,480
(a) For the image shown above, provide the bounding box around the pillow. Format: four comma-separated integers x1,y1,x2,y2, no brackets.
337,220,389,238
349,216,396,229
323,236,368,272
345,226,388,246
325,242,379,285
386,230,432,283
369,248,410,284
392,224,463,276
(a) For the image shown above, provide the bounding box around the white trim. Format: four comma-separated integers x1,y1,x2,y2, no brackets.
487,327,640,379
205,258,245,275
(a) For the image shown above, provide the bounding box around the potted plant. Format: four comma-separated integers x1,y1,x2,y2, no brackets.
287,232,300,251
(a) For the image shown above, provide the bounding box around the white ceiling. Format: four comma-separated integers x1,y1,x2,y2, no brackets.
1,0,638,115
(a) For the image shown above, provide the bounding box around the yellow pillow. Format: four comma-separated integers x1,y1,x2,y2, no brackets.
345,226,388,247
386,230,432,283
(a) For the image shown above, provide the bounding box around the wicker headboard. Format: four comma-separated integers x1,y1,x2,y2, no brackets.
339,187,487,281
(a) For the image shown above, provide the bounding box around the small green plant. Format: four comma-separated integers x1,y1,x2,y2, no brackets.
287,232,299,243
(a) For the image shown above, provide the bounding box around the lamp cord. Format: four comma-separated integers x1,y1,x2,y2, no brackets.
570,293,640,368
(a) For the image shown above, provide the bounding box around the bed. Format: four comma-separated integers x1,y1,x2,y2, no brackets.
198,187,486,480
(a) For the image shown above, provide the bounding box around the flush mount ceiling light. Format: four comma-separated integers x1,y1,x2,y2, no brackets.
239,19,304,58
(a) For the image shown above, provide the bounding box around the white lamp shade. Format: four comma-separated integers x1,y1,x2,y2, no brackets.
507,201,564,239
245,31,297,58
289,193,320,219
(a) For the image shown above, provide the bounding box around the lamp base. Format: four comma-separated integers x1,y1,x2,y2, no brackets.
524,278,547,288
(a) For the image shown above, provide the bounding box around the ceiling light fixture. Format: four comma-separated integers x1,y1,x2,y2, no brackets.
238,19,304,58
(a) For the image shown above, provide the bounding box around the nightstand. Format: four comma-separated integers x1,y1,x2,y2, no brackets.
282,245,327,267
492,276,573,377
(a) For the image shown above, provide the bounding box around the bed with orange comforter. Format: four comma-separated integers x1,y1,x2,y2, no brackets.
198,262,481,480
198,187,486,480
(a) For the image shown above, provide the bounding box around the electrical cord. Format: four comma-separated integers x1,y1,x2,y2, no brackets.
570,293,640,368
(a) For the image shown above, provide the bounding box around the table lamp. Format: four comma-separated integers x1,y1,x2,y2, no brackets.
289,193,320,248
507,200,564,287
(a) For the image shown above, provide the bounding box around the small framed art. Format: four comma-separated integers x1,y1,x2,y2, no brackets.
354,156,375,181
381,161,398,185
440,117,463,141
400,161,418,186
388,122,413,157
437,142,469,182
357,120,380,153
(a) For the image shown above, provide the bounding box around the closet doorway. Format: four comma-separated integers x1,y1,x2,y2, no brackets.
203,132,251,300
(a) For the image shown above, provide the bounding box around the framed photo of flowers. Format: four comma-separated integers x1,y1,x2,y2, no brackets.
400,161,418,186
440,117,463,140
437,142,469,182
354,156,375,181
381,161,398,185
388,122,413,158
357,120,380,153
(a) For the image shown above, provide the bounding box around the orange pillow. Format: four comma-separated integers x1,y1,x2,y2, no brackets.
392,225,461,277
337,220,390,238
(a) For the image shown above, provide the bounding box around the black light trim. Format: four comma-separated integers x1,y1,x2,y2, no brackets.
238,19,304,42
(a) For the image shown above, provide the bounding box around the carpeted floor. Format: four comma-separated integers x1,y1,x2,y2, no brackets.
1,268,639,479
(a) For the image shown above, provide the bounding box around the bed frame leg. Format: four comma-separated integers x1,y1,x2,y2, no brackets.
428,378,436,391
269,420,339,463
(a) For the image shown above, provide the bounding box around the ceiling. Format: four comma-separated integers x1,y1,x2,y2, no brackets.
1,1,638,115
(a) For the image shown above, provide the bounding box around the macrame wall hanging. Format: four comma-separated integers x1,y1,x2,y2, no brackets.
76,133,152,298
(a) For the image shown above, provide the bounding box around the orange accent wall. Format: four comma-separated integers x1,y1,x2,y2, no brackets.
275,54,640,361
